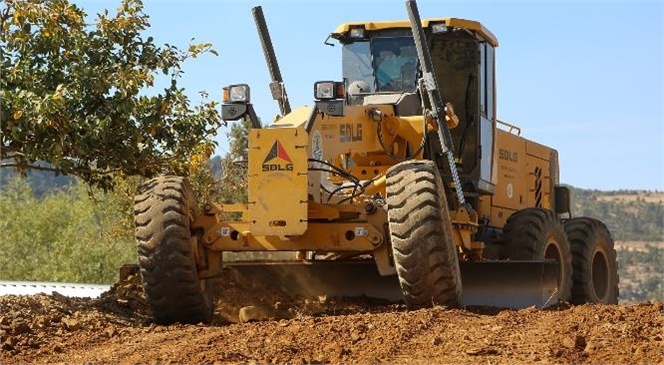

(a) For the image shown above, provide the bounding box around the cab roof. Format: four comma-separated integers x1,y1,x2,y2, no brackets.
331,17,498,47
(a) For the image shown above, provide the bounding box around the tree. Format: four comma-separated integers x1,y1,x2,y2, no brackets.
218,117,253,203
184,117,254,206
1,0,222,190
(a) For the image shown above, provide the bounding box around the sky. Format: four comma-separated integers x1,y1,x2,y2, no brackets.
77,0,664,191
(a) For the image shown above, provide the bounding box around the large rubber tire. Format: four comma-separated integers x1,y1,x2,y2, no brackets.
503,208,572,302
565,217,619,304
386,160,462,308
134,176,213,324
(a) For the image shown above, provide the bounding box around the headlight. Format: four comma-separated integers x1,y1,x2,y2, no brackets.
315,82,334,99
431,22,448,34
314,81,345,100
223,84,250,103
349,26,365,39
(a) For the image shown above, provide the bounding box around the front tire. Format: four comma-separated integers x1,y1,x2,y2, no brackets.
503,208,572,302
134,176,213,324
565,218,619,304
386,160,462,308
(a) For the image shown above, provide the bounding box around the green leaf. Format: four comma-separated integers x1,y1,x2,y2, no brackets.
1,0,223,190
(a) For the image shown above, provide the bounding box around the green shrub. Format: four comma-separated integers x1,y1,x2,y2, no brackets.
0,177,136,284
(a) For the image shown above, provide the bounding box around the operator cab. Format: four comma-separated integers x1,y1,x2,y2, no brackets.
339,30,419,94
330,18,499,196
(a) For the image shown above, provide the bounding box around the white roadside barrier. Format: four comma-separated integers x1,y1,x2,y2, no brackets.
0,281,111,298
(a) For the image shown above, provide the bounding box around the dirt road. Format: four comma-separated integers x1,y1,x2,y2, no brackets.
1,273,662,364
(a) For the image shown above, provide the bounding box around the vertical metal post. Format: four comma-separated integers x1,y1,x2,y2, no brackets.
252,6,292,116
405,0,466,206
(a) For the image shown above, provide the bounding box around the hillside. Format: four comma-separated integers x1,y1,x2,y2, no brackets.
570,188,664,241
569,188,664,302
0,163,75,197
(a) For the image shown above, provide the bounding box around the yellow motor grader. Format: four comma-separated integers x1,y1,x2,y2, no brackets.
133,1,618,324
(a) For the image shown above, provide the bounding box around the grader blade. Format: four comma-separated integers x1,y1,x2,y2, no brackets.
224,260,402,301
224,260,559,309
459,261,560,309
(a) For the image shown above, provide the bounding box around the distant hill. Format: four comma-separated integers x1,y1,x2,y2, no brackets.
568,188,663,302
0,157,224,198
0,164,75,197
569,188,664,242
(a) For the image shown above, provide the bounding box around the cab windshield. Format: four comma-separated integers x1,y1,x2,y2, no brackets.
342,36,419,93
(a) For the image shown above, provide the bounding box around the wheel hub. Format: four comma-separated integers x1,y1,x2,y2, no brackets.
591,250,609,300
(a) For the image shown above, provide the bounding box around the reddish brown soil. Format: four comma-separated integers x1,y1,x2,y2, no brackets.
1,272,662,364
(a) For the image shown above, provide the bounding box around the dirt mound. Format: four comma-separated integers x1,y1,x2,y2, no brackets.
1,273,662,364
209,267,398,324
0,274,151,358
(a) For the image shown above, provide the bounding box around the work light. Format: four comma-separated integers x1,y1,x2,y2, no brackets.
431,22,448,34
349,26,365,38
223,84,250,103
314,81,345,100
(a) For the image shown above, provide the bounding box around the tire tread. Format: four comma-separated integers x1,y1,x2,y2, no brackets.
386,160,462,308
134,175,212,324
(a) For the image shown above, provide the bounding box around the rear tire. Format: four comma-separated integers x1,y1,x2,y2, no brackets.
564,218,619,304
386,160,462,308
503,208,572,302
134,176,213,324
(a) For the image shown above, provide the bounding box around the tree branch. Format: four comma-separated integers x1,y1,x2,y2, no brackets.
0,3,11,26
0,145,19,160
0,162,122,177
0,163,58,173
